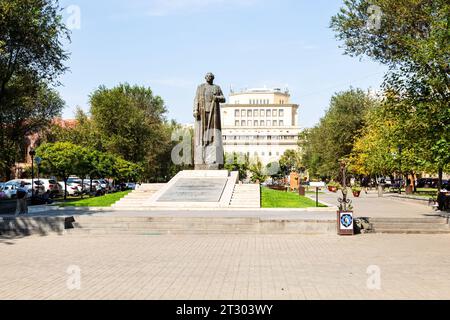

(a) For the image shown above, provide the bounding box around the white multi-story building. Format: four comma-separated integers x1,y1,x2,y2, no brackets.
220,88,301,165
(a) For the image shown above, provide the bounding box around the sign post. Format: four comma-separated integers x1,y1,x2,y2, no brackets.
309,182,325,207
338,211,354,236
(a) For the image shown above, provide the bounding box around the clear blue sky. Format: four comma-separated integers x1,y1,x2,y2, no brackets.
58,0,386,128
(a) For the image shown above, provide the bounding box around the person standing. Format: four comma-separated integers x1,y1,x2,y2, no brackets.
15,182,29,216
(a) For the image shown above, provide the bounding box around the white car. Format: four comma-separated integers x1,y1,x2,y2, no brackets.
58,182,81,196
32,179,61,195
3,180,33,199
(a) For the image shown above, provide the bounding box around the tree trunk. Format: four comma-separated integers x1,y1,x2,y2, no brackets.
438,167,443,191
64,178,68,201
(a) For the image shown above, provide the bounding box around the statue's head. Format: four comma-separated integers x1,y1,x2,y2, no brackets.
205,72,215,84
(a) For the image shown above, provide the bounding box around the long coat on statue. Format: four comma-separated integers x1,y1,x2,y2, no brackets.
193,83,226,169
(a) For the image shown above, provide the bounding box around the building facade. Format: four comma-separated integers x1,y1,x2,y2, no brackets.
220,88,301,165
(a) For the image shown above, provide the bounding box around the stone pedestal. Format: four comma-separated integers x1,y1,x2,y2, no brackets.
144,170,238,208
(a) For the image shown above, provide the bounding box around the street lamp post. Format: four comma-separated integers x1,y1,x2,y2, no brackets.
29,149,36,197
398,144,403,195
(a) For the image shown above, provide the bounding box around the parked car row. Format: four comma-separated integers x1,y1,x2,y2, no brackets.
417,178,449,189
1,176,139,200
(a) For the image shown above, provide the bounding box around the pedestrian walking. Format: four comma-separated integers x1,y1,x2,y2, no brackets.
15,182,28,216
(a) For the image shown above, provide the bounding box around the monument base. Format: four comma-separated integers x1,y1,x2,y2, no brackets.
144,170,239,208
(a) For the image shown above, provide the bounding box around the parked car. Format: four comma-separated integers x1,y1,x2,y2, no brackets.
125,182,137,190
0,182,6,199
417,178,440,189
3,180,33,199
377,177,392,187
35,179,62,196
58,182,81,196
440,182,450,192
22,179,47,196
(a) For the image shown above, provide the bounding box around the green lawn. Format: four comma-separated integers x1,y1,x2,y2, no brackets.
58,191,131,207
262,187,327,208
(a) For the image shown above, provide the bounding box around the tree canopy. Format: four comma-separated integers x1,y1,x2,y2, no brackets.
300,88,377,179
331,0,450,186
0,0,69,179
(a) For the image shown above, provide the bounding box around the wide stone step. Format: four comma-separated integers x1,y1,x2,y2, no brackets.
373,223,449,230
373,229,450,235
369,218,447,223
69,216,336,235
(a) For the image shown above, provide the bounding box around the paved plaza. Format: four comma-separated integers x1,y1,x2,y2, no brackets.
1,233,450,300
310,191,442,219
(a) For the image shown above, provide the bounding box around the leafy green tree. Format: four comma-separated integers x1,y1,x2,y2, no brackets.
279,150,303,175
44,108,103,151
300,88,377,179
0,0,69,178
89,84,166,162
331,0,450,188
225,153,249,181
113,157,143,183
36,142,83,199
249,158,268,184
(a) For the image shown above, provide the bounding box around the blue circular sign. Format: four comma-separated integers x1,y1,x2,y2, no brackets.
340,214,353,228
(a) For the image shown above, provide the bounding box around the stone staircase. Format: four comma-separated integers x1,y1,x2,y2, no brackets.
0,216,68,236
369,217,450,234
111,184,165,210
229,184,261,208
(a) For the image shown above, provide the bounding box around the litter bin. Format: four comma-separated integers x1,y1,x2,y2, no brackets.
298,186,306,196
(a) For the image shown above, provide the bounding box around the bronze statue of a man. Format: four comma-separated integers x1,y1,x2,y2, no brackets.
193,73,226,170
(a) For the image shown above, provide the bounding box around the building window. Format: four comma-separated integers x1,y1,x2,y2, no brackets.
249,100,252,104
260,120,265,126
269,152,272,156
254,152,258,156
253,110,258,117
273,109,277,116
241,120,246,126
248,120,252,126
254,120,258,126
273,120,277,126
247,110,252,117
235,120,239,126
260,110,265,117
279,110,284,117
279,120,284,126
266,110,271,117
261,152,265,156
276,152,280,156
267,120,271,127
235,110,240,117
241,110,246,117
